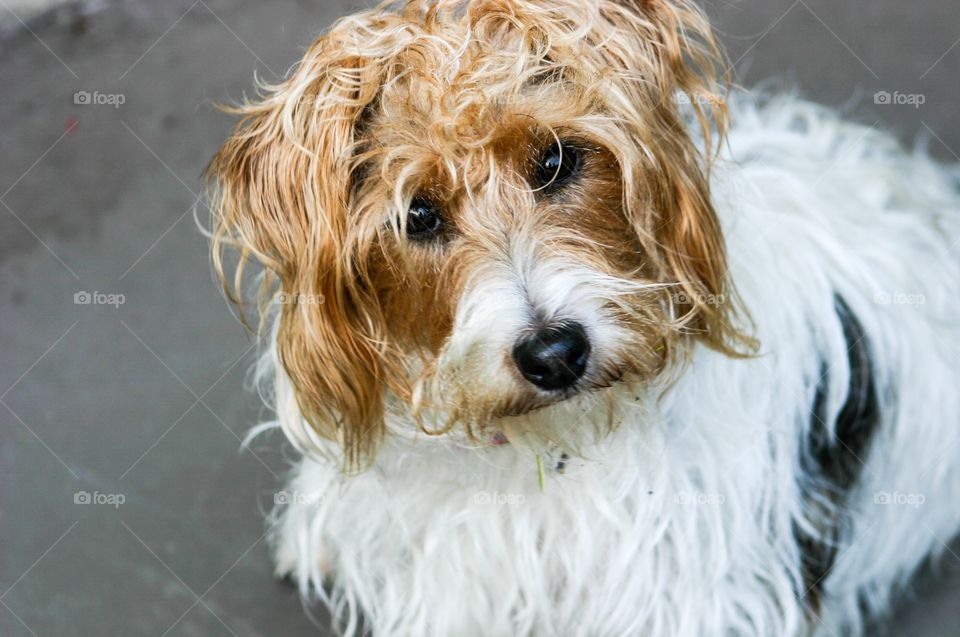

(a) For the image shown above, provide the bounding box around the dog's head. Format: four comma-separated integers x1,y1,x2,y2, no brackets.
208,0,752,467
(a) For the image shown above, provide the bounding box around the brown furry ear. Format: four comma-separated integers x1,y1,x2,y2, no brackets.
596,0,754,355
206,19,390,468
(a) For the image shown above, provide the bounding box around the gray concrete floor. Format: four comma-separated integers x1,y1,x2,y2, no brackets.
1,1,958,635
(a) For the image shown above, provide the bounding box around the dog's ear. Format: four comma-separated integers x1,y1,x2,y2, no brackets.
593,0,753,354
206,16,392,468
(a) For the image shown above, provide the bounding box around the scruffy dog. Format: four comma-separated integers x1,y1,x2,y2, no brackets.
206,1,960,635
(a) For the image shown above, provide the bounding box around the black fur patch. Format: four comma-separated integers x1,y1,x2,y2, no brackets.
809,297,879,489
798,296,880,609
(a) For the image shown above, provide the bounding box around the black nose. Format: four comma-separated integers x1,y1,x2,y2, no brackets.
512,321,590,391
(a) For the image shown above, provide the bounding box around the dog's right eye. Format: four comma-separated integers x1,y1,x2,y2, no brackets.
406,197,444,241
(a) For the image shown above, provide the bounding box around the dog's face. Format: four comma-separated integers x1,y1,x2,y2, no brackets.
209,0,749,465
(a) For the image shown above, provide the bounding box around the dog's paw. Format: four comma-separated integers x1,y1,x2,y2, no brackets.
275,569,298,589
273,549,299,583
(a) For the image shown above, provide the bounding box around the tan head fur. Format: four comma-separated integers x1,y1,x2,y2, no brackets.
207,0,754,469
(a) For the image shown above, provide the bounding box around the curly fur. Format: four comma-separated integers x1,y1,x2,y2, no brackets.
206,2,960,635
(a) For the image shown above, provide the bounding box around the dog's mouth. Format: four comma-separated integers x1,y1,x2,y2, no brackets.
492,364,627,419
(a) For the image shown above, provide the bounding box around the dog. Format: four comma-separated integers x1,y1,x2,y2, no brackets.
205,1,960,634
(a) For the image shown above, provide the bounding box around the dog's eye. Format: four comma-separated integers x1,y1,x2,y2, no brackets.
535,142,581,191
406,197,444,241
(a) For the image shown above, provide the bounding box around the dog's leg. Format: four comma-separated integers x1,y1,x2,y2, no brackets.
268,459,334,592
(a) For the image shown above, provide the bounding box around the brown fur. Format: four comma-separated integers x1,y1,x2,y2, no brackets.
206,0,755,469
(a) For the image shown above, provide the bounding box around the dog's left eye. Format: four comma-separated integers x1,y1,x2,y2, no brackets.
406,197,444,241
535,141,581,191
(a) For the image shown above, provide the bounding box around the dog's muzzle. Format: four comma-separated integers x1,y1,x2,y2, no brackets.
512,321,590,391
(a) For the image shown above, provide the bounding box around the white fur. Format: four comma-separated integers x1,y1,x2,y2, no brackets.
255,93,960,636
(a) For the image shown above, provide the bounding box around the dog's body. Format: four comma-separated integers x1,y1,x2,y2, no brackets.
267,95,960,636
208,2,960,635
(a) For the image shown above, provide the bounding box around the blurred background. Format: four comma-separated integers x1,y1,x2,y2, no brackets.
1,1,958,635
